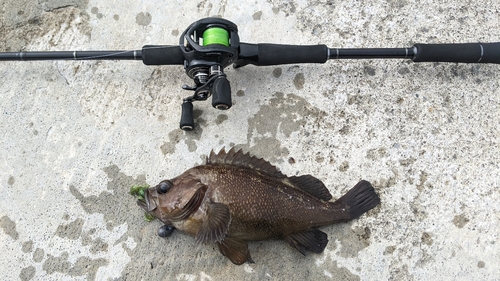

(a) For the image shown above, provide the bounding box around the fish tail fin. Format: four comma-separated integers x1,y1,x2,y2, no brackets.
336,180,380,220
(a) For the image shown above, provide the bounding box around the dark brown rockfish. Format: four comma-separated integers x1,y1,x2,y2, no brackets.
134,148,380,264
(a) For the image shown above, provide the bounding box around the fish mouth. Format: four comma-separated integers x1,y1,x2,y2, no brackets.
144,189,158,212
136,198,147,209
130,184,157,211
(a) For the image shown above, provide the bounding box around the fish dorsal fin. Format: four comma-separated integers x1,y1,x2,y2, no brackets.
288,175,332,201
206,147,286,178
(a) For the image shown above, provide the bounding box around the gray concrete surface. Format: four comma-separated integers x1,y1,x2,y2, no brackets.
1,1,499,280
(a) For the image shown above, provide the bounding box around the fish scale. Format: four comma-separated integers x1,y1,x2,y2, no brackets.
208,166,331,232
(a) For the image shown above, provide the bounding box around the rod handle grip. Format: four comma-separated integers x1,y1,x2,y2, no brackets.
142,45,184,65
239,44,328,66
259,44,328,65
413,43,500,64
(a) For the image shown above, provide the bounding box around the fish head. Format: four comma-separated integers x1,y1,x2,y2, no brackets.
132,175,205,224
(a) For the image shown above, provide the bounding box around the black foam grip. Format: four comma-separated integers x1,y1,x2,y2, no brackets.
142,45,184,65
211,77,232,109
180,102,194,131
257,44,328,65
481,43,500,63
413,43,500,64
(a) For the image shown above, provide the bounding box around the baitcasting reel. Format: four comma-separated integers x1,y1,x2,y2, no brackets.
1,17,500,130
177,18,239,130
142,18,240,130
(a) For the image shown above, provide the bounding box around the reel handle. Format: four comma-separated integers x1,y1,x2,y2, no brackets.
413,43,500,64
211,76,232,110
180,102,195,131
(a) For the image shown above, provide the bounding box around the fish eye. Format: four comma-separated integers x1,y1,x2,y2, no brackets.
156,180,173,194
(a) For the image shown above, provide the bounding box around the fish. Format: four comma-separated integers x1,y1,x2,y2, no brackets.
132,148,380,265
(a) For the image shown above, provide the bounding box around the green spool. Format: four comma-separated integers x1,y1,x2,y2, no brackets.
202,27,229,46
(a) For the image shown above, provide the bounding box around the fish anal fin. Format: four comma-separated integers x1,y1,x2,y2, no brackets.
195,202,231,244
206,147,285,179
170,185,207,222
217,237,253,265
289,175,332,201
285,228,329,256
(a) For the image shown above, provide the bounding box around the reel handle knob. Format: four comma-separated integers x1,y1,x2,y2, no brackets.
211,76,232,110
180,101,195,131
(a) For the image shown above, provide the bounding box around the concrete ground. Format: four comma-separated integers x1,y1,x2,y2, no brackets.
1,1,499,280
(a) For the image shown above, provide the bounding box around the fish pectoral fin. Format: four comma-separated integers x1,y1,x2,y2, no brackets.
285,228,329,256
195,202,231,244
170,185,208,222
288,175,332,201
217,237,253,265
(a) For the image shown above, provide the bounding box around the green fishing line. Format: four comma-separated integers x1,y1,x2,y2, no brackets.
202,27,229,46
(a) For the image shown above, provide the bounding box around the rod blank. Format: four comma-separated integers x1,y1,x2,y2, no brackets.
0,50,142,61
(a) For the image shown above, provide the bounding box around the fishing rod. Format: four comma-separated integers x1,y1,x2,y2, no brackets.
1,17,499,130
